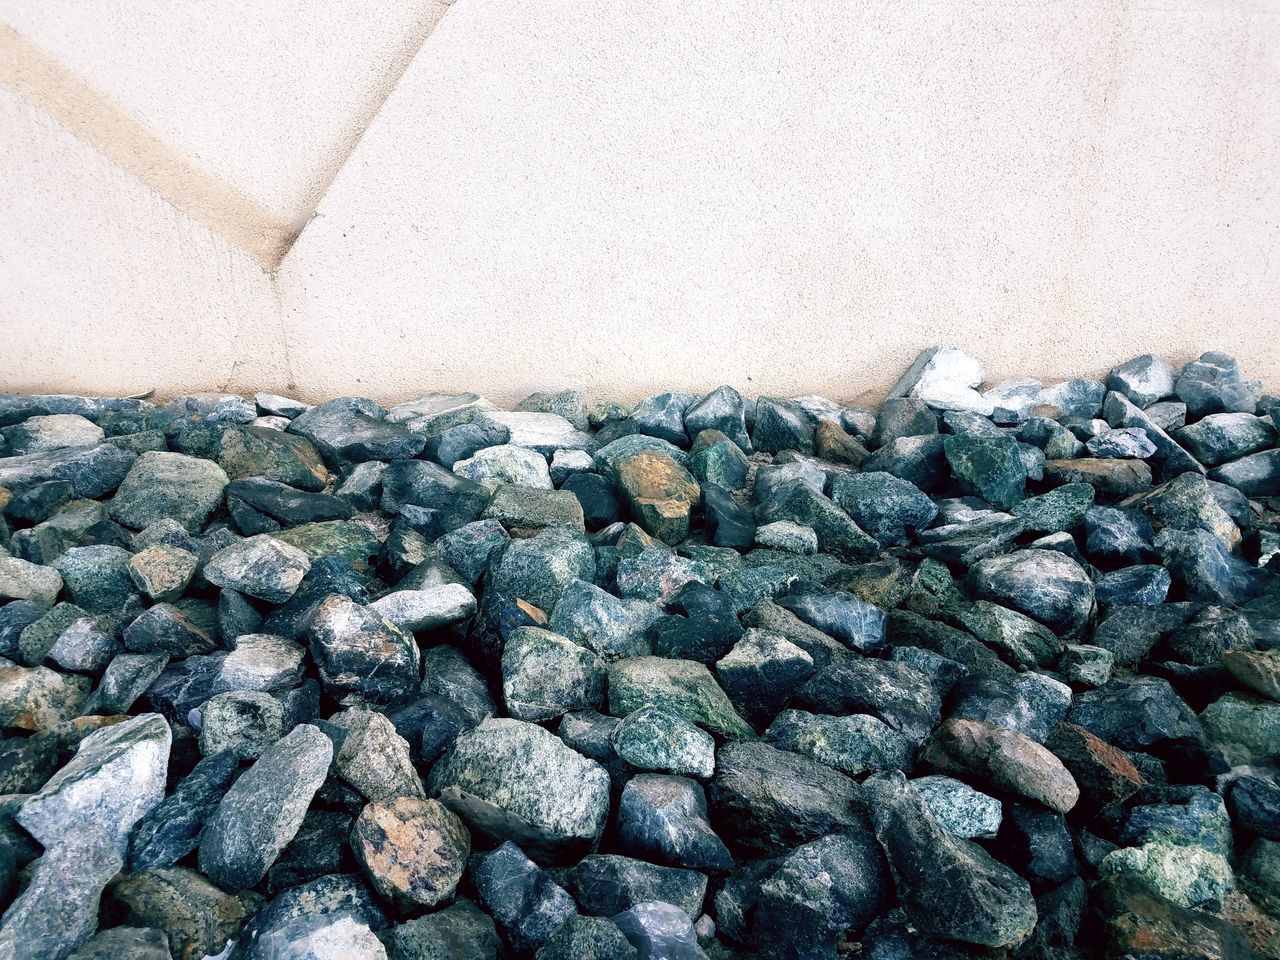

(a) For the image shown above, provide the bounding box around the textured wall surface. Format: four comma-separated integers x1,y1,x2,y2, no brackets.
2,0,1278,405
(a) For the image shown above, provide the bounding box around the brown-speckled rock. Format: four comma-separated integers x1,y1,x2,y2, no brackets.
614,450,700,544
1044,722,1145,810
351,797,470,915
921,718,1079,813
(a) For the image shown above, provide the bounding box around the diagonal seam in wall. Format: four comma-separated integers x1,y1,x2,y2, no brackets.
0,7,454,273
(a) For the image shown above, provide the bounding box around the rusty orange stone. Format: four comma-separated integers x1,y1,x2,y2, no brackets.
352,796,470,915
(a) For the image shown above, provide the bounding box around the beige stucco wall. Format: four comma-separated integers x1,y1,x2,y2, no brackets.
2,0,1278,406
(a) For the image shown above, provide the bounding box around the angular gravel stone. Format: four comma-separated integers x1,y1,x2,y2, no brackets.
972,549,1095,636
199,690,284,759
910,774,1002,839
829,471,937,547
306,595,420,706
65,926,171,960
478,411,595,456
370,584,476,633
547,579,649,661
204,534,311,603
564,854,708,920
764,709,914,777
711,741,862,857
1209,447,1280,496
0,556,63,607
684,386,751,452
608,656,753,739
380,899,500,960
482,484,585,530
130,750,240,871
502,626,606,721
490,527,596,611
612,902,709,960
1223,650,1280,702
1107,354,1176,407
943,434,1027,509
612,706,716,778
1175,351,1260,417
862,770,1036,949
18,713,169,852
536,915,638,960
427,718,609,863
1200,693,1280,765
776,583,886,653
108,451,229,531
352,797,469,915
715,628,814,727
1068,676,1203,751
0,828,122,960
1102,391,1204,478
199,723,334,890
127,545,198,602
794,652,940,742
614,449,700,544
617,774,732,871
470,841,578,953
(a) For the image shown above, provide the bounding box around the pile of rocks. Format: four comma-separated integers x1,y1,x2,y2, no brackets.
0,347,1277,959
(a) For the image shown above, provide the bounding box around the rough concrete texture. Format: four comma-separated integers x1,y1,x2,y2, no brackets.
2,1,1278,403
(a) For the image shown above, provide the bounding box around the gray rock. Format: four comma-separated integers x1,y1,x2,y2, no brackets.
257,912,388,960
515,389,589,431
1068,676,1203,750
752,520,817,554
427,718,610,862
129,750,240,871
983,379,1043,424
547,579,650,661
205,535,312,603
122,602,217,657
794,652,940,742
109,451,230,531
502,626,606,721
1038,379,1107,418
613,706,716,778
255,392,312,418
470,842,578,953
379,898,500,960
18,713,170,852
829,471,937,546
483,484,585,530
0,555,63,607
328,707,424,802
631,393,696,446
1102,391,1204,478
0,443,137,500
711,741,863,857
764,709,914,777
921,717,1079,812
50,545,132,613
84,652,169,714
862,771,1036,948
777,583,886,653
290,397,426,465
386,392,493,436
199,690,284,759
1107,354,1177,407
615,549,714,604
199,723,334,890
46,616,119,673
564,854,707,920
1086,427,1158,459
617,774,732,871
609,656,754,739
715,628,814,727
684,386,751,453
1209,447,1280,497
306,595,421,706
535,915,638,960
752,398,816,455
1174,412,1276,466
478,412,595,456
910,774,1002,839
0,828,123,960
454,444,552,490
370,584,476,632
3,414,104,454
66,926,171,960
972,549,1094,637
1175,351,1260,417
613,902,709,960
219,633,306,692
218,424,330,491
490,527,596,612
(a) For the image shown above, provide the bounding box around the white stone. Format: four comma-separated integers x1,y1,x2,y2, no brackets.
453,444,552,491
370,584,478,632
477,413,595,455
17,713,171,852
